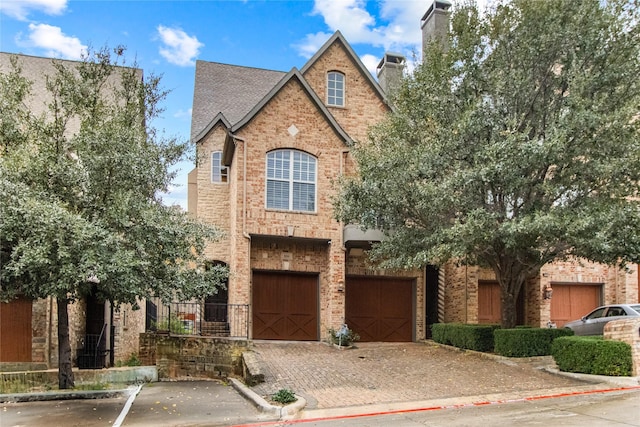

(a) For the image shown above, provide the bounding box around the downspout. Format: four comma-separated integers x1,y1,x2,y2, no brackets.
465,264,468,323
235,134,252,339
339,149,350,251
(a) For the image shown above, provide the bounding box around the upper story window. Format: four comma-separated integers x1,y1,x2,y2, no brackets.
211,151,228,183
327,71,345,107
266,149,317,212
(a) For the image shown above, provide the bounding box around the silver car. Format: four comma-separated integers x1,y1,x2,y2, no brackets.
564,304,640,336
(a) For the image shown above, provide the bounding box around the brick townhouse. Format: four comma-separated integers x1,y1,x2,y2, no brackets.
188,0,639,344
0,52,145,370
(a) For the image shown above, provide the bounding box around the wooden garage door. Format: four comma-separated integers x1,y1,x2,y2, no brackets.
478,281,526,325
551,284,602,327
0,297,32,362
253,272,319,341
478,281,502,324
346,277,413,342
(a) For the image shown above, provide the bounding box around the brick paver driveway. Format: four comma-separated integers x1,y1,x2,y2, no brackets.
250,341,590,409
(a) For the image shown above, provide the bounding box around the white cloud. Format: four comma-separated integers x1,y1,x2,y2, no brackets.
156,26,203,67
0,0,67,21
297,0,459,75
292,31,333,59
173,108,192,120
311,0,383,45
360,53,380,76
20,23,87,60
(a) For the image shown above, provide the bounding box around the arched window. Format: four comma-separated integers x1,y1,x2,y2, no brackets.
266,149,317,212
327,71,345,107
211,151,228,183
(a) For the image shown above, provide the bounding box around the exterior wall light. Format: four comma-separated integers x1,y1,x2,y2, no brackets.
543,285,553,300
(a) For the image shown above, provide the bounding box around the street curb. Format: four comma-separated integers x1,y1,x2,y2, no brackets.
0,385,138,403
422,340,640,387
540,367,640,387
229,377,306,419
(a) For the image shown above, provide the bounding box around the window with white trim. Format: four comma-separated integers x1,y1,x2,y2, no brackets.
327,71,345,107
211,151,228,183
266,149,316,212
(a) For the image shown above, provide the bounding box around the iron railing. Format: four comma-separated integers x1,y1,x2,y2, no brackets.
146,298,249,338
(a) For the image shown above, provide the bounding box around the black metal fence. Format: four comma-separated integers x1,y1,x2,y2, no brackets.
146,298,249,338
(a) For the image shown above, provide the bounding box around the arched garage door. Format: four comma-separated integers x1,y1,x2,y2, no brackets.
346,277,414,342
551,284,602,327
252,271,319,341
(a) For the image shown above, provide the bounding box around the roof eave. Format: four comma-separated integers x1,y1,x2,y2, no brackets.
300,31,389,108
231,67,353,145
191,112,231,144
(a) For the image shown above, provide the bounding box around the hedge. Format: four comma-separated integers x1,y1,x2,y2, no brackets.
494,327,574,357
431,323,499,352
551,336,632,376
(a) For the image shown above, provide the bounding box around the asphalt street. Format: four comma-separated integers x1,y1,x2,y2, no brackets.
2,382,639,427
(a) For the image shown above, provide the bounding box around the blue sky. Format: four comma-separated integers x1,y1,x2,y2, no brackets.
0,0,452,209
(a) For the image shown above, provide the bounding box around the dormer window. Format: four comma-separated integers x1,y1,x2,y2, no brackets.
327,71,345,107
211,151,228,183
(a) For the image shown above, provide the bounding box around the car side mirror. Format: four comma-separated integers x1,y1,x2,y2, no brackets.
581,316,587,322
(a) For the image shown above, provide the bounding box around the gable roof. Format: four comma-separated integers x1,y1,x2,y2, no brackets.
300,31,387,104
232,67,351,143
191,31,387,145
191,61,285,141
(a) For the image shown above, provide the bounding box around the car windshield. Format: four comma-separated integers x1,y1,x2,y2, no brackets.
630,305,640,314
586,307,607,319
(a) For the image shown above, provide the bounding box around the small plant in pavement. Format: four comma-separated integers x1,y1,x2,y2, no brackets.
271,388,297,404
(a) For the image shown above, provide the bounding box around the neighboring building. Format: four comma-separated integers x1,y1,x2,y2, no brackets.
0,52,146,370
189,0,638,344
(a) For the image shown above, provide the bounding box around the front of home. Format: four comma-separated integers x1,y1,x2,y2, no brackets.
188,0,639,345
188,29,427,342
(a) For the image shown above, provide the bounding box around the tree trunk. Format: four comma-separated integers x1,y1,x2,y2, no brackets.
57,297,74,389
500,288,518,329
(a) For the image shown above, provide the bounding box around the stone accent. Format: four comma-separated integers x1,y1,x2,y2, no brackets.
138,333,249,380
603,318,640,376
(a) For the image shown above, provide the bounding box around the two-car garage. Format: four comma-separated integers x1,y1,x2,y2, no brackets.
252,271,414,342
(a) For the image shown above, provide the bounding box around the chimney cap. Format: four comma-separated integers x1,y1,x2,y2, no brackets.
376,52,406,70
421,0,452,25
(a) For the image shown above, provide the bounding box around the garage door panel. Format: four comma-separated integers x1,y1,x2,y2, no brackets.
253,272,319,341
346,277,413,342
0,297,32,362
551,284,601,327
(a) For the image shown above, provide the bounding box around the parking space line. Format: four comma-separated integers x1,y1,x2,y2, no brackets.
113,384,142,427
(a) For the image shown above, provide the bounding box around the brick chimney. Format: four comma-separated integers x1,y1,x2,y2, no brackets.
376,52,406,95
421,0,452,53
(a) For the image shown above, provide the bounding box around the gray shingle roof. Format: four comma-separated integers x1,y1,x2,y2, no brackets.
190,61,285,140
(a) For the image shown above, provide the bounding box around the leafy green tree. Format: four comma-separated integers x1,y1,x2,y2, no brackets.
335,0,640,328
0,49,227,388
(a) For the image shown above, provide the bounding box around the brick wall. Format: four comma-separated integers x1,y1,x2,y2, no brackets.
603,318,640,376
301,39,389,144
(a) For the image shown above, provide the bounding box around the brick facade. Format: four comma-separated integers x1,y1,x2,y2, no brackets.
189,27,639,343
190,35,426,341
442,260,639,327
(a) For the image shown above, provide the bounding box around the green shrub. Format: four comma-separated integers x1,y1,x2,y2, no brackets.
551,336,632,376
431,323,499,352
152,314,190,334
116,352,142,367
328,326,360,347
272,388,297,404
494,327,574,357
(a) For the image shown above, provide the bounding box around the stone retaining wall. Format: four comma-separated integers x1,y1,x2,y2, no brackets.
139,333,249,380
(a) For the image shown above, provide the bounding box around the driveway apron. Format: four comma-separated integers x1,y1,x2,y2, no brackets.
249,341,591,410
